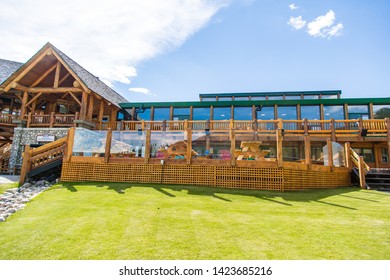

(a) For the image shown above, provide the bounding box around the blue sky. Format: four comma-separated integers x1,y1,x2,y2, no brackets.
1,0,389,102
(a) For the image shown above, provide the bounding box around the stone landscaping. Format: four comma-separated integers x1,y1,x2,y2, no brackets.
0,175,59,222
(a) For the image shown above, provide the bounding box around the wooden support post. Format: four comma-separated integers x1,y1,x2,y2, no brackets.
327,139,333,168
186,128,192,165
65,127,76,162
27,112,32,128
87,94,94,121
358,156,366,189
330,118,336,142
303,118,309,135
229,119,234,129
110,107,118,123
53,62,61,88
9,97,15,114
304,134,311,166
276,128,283,167
49,112,55,127
66,127,76,161
80,91,88,120
19,145,31,185
230,128,236,166
345,142,352,169
104,128,112,163
184,120,188,131
387,118,390,157
20,91,29,120
144,129,151,164
358,118,364,141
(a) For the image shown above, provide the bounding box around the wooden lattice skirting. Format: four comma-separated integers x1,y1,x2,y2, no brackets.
61,162,351,191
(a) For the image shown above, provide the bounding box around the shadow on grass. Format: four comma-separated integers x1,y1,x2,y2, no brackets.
56,181,370,208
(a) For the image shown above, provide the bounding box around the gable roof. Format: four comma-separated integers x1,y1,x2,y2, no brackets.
0,58,23,85
49,44,128,107
0,42,128,107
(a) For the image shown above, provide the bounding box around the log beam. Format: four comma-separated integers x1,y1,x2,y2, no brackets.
68,91,82,106
53,62,61,88
25,92,43,108
11,82,83,93
30,64,57,87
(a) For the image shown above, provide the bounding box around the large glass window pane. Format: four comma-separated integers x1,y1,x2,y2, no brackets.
202,97,216,101
72,128,107,157
154,107,170,121
257,106,274,120
234,96,249,101
321,94,337,99
213,107,231,120
284,95,301,100
111,131,145,158
192,131,230,160
278,106,297,120
323,105,344,120
251,96,266,100
193,107,210,120
304,95,319,100
353,148,374,163
348,105,369,119
234,107,252,120
373,105,390,119
301,106,320,120
173,108,190,120
218,96,232,101
135,108,151,121
150,132,186,159
267,95,283,100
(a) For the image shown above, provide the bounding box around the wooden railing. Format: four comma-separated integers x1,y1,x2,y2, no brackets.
0,113,16,126
350,148,370,189
92,118,389,139
27,113,78,127
19,137,67,184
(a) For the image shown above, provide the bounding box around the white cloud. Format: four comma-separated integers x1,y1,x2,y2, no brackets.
288,16,306,30
0,0,229,85
289,4,298,10
129,88,151,95
307,10,343,38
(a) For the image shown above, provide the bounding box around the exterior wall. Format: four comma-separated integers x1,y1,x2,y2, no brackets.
9,127,69,169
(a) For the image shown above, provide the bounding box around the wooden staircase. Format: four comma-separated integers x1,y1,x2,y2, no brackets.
365,169,390,191
19,137,67,184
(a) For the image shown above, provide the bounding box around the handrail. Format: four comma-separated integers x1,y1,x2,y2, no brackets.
350,147,370,189
19,137,67,184
0,113,16,125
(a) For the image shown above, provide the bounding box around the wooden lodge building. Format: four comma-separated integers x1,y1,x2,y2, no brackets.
1,43,390,191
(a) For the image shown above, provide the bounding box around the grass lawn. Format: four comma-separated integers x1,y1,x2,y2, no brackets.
0,183,18,195
0,182,389,260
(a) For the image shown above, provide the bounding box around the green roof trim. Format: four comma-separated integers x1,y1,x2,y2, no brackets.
199,90,342,98
120,97,390,109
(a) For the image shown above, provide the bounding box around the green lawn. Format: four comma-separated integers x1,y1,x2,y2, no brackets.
0,182,389,260
0,183,18,195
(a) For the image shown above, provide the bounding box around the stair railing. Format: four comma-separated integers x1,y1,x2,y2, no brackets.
19,137,67,185
350,148,370,188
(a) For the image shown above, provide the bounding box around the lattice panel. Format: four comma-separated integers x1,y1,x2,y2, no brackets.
215,166,284,190
61,162,351,191
283,169,351,190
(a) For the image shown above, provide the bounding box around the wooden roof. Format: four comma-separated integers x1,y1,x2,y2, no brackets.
0,42,128,107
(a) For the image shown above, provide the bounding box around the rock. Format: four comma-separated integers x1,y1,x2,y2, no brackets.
7,208,16,214
23,183,31,188
0,217,5,222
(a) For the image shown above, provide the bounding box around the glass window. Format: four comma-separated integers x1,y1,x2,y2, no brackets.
201,97,216,101
193,107,210,120
267,95,283,100
304,95,319,100
321,94,337,99
283,146,301,162
213,107,231,120
278,106,297,120
218,97,232,101
150,132,186,159
111,131,145,158
373,105,390,119
257,106,274,120
284,95,301,100
154,107,170,121
301,106,320,120
72,128,107,157
251,96,266,100
136,108,151,121
323,105,344,120
192,131,230,160
234,107,252,120
173,107,190,120
353,148,374,163
234,96,249,101
348,105,369,119
381,148,389,163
